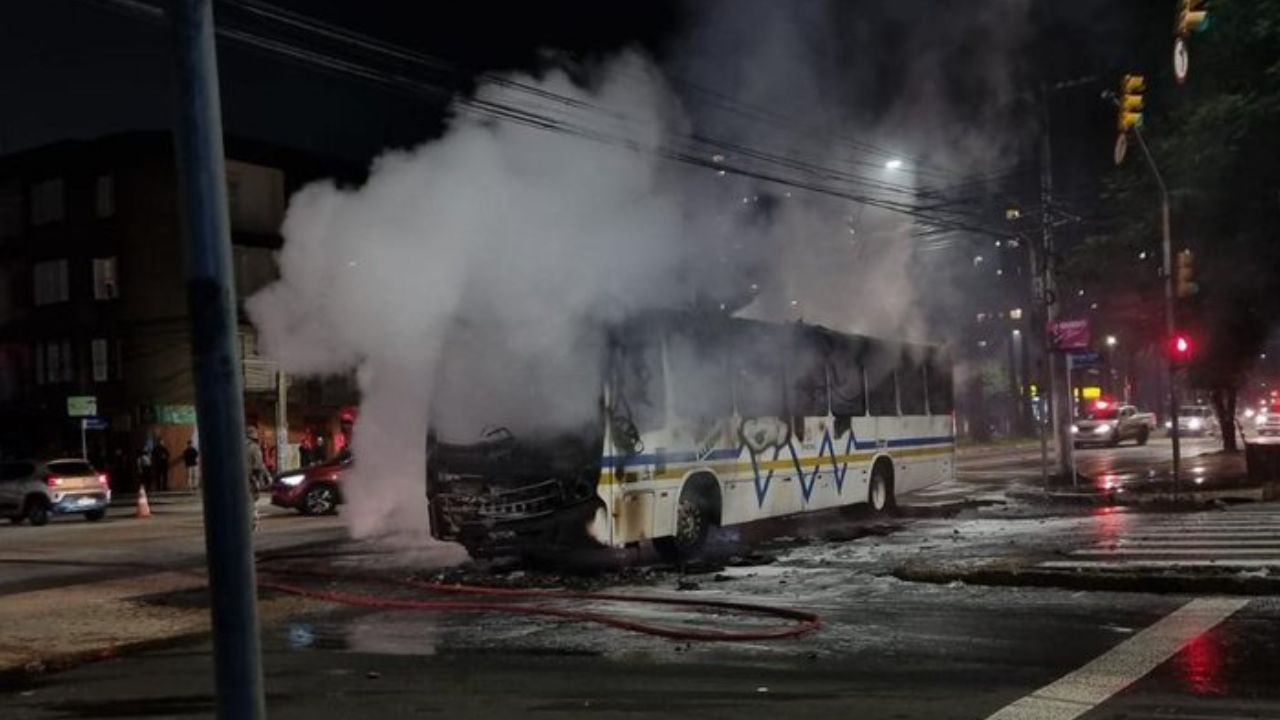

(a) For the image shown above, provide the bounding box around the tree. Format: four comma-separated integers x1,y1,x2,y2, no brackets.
1086,0,1280,451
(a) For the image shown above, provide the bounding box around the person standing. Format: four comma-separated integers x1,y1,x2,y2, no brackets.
182,440,200,490
245,427,268,532
151,439,170,492
136,448,152,492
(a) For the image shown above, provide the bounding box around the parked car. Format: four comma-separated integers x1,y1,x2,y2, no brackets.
1255,401,1280,437
0,458,111,526
1167,405,1220,437
1072,402,1156,447
270,452,351,515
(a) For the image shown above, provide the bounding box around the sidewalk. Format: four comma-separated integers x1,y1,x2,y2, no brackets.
109,490,202,509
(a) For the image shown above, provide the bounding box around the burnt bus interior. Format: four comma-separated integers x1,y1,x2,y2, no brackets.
426,310,952,554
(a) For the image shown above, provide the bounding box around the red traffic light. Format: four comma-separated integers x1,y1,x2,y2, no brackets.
1170,334,1193,363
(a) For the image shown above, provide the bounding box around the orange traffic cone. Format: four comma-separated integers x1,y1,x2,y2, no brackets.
135,485,152,519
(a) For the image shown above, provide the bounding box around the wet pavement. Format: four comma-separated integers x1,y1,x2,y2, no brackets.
5,502,1280,718
957,436,1260,498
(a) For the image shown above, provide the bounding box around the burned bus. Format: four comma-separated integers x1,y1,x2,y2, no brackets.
427,310,954,558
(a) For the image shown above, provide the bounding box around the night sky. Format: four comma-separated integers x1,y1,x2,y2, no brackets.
0,0,1167,219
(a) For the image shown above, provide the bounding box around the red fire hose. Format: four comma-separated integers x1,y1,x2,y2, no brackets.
0,555,820,643
257,566,821,642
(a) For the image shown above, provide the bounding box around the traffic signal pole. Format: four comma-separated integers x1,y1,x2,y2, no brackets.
1131,125,1182,495
168,1,267,718
1040,86,1075,485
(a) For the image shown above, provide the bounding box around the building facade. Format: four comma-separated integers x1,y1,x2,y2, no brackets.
0,132,357,490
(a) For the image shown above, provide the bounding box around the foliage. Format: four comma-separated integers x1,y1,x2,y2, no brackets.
1086,0,1280,450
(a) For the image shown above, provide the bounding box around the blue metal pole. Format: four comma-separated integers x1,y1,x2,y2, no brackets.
167,1,266,717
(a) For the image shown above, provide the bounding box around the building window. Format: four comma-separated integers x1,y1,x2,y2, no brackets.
30,179,64,226
0,184,20,240
34,259,70,306
91,338,109,383
93,257,119,300
37,339,73,385
95,175,115,218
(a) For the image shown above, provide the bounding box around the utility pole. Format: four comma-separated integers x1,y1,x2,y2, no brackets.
1040,85,1075,483
276,369,288,473
168,1,266,718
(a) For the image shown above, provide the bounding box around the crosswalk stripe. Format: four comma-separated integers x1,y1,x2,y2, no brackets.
1040,559,1280,569
1072,547,1280,556
1096,540,1280,547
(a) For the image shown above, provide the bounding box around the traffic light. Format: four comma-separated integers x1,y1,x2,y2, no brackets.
1176,0,1209,37
1117,74,1145,132
1175,249,1198,298
1170,333,1193,366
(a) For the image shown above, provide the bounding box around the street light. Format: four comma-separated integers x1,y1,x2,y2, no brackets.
1105,335,1118,348
884,159,903,170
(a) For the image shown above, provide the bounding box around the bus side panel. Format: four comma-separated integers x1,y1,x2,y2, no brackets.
894,414,940,494
842,415,878,506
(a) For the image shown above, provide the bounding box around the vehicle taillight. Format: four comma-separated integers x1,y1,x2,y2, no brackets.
46,476,64,488
97,473,110,489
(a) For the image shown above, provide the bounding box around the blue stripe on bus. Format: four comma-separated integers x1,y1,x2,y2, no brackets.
603,434,954,469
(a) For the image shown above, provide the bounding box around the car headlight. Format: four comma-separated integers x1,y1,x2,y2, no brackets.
1165,420,1173,428
277,473,306,487
1188,418,1203,430
1257,414,1268,427
1095,423,1113,434
1244,409,1256,420
1071,424,1079,434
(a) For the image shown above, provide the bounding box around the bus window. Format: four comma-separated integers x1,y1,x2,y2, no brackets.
926,349,954,415
787,330,829,418
865,341,899,416
828,338,865,418
668,329,732,423
732,327,785,418
898,354,927,416
617,337,665,432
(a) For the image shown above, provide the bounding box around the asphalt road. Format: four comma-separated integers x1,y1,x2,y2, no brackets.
0,497,346,597
5,502,1280,719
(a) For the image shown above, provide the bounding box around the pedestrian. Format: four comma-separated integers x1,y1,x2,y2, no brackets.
314,434,327,463
183,440,200,490
299,436,313,467
136,448,152,492
151,439,170,492
245,427,268,531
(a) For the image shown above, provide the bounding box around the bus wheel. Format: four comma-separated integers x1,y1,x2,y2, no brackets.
654,480,718,562
869,463,896,516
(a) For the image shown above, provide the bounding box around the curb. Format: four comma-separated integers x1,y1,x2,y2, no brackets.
0,630,209,691
893,562,1280,597
1007,484,1275,507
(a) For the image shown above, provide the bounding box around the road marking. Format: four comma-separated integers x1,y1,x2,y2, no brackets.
1039,559,1280,569
984,597,1248,720
1073,547,1280,556
1098,539,1280,547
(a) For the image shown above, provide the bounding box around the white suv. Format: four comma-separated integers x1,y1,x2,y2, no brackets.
0,459,111,526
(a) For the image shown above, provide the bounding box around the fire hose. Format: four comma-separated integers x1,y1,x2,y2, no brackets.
256,565,821,642
0,555,821,643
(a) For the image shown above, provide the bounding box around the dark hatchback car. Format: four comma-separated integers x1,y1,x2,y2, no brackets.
270,452,352,515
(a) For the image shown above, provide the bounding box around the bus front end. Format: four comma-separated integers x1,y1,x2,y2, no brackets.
426,429,608,557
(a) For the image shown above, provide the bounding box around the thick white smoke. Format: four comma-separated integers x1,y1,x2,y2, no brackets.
248,53,740,539
250,2,1033,542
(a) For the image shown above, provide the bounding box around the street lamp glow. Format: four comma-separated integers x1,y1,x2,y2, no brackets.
1106,335,1118,347
884,159,903,170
